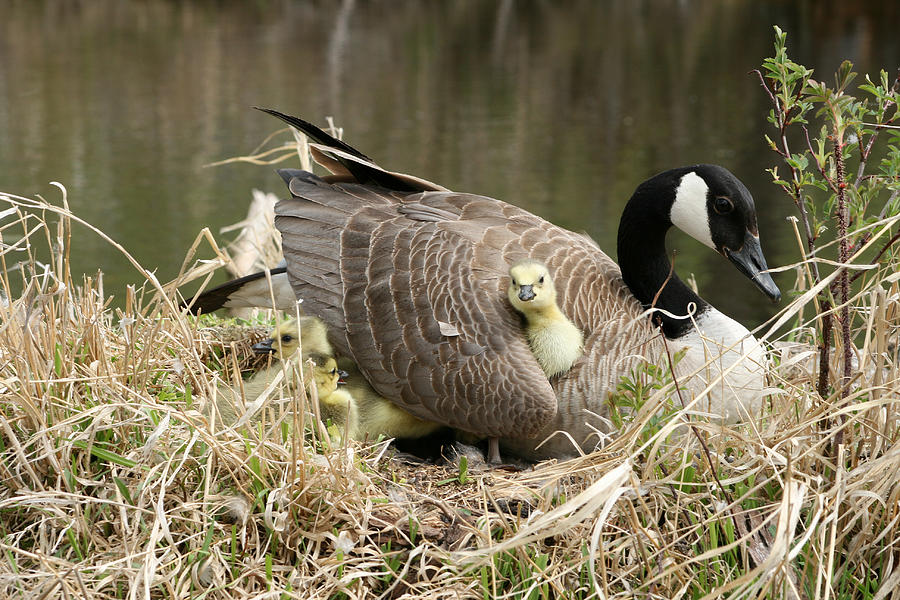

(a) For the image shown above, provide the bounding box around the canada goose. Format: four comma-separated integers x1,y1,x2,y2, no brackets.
183,260,294,314
257,108,781,460
508,259,584,378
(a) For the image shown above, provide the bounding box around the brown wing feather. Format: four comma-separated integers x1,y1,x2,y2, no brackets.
340,192,558,437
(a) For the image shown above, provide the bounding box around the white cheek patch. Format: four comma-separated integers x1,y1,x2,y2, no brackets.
670,172,715,249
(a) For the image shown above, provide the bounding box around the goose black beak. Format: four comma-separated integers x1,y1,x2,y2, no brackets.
252,339,275,354
518,285,535,301
723,231,781,302
337,369,350,385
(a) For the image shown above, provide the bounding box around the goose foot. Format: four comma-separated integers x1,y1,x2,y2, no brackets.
487,437,501,465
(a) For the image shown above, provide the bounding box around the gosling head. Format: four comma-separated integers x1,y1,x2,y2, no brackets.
309,354,349,397
252,319,300,360
507,260,557,313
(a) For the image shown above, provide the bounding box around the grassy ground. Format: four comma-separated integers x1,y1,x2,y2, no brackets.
1,184,898,599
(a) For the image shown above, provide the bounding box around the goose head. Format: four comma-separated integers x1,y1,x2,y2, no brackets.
252,319,301,360
668,165,781,302
617,165,780,338
507,260,557,313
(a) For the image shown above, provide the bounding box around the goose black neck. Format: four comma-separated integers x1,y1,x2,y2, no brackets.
616,180,709,339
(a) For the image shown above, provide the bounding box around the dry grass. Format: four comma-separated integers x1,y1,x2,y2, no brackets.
1,185,899,600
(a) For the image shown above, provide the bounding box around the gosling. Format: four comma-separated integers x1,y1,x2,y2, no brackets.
507,259,584,378
337,359,442,442
252,319,440,442
210,317,333,426
309,353,357,443
251,316,333,360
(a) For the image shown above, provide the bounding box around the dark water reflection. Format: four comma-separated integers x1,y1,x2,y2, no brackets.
1,0,898,327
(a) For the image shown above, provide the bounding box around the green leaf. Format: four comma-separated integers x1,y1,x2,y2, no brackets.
113,477,134,505
834,60,857,92
71,439,138,468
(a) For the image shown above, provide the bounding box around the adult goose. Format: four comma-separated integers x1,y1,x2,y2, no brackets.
257,108,781,460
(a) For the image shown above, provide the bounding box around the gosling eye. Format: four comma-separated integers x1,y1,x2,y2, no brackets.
281,334,293,343
713,196,734,215
538,275,544,284
330,368,338,376
511,279,517,287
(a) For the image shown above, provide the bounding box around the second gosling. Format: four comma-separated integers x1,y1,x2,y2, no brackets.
507,259,584,378
252,316,333,360
338,359,442,442
309,354,357,443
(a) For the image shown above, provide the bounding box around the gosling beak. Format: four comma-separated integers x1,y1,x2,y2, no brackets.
723,231,781,302
252,339,275,354
337,369,349,385
517,285,535,302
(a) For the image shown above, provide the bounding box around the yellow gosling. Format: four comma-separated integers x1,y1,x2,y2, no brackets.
251,316,333,360
309,354,357,444
338,359,441,442
210,316,332,427
507,259,584,378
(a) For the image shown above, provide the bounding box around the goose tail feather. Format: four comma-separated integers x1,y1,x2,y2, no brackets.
259,107,446,192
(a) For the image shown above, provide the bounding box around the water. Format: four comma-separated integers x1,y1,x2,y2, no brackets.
1,0,898,327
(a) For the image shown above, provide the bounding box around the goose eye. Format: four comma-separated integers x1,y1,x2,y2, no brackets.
281,334,293,343
538,276,544,284
713,196,734,215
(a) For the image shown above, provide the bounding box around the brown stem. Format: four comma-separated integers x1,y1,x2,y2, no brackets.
817,306,833,399
803,126,840,195
879,188,900,221
854,76,899,186
659,332,733,503
751,69,778,108
800,125,838,394
833,132,851,448
852,76,900,245
657,331,794,581
650,251,677,310
780,128,819,276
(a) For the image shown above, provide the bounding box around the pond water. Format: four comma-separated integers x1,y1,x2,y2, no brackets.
1,0,898,327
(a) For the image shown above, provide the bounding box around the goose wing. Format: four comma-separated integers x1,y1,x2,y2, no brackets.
278,172,577,437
